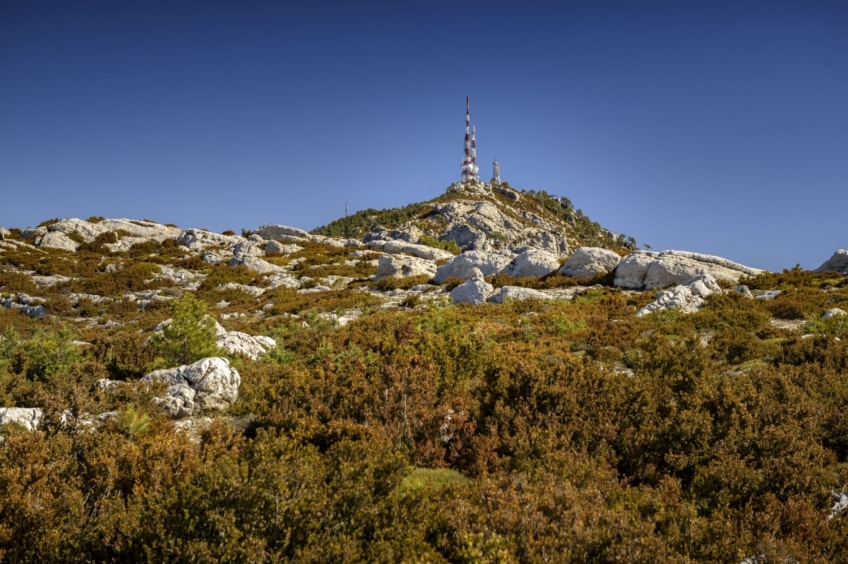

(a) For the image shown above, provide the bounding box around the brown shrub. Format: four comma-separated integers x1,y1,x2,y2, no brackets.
0,270,39,294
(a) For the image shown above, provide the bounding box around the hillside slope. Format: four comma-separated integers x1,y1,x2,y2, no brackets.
312,180,637,256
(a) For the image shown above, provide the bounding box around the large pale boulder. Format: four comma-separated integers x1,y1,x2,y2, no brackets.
36,231,79,252
374,255,437,280
176,228,245,250
815,250,848,275
636,274,722,317
559,247,621,279
615,250,762,290
229,241,284,274
488,286,550,304
366,239,454,261
450,278,494,305
254,224,310,242
142,357,240,418
433,250,515,284
614,251,659,289
503,249,561,278
265,240,302,255
0,407,44,431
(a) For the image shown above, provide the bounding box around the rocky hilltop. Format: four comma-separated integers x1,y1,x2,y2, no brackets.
2,183,848,560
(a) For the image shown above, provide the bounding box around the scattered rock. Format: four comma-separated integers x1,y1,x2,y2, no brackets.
217,282,265,297
214,321,276,360
503,249,561,278
636,274,722,317
823,308,847,319
374,255,437,280
142,357,241,418
733,285,754,298
815,249,848,276
0,407,43,431
264,240,302,255
829,490,848,520
559,247,621,279
754,290,781,300
488,286,550,304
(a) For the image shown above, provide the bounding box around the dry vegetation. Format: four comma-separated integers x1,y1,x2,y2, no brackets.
2,228,848,562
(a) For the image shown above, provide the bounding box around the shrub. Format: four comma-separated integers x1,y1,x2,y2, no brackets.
371,274,432,291
418,234,461,255
1,324,84,382
149,293,219,367
0,270,38,294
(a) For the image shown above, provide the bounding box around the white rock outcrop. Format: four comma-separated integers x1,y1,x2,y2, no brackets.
254,224,310,242
213,321,276,360
432,250,515,284
636,274,722,317
37,231,79,252
374,255,437,280
22,218,182,252
366,239,454,262
176,228,245,250
615,250,762,290
823,308,847,319
450,272,494,305
816,250,848,276
0,407,44,431
502,249,561,278
265,240,302,255
488,286,550,304
142,357,241,418
559,247,621,279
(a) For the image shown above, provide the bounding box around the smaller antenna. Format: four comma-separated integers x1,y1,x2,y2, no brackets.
493,158,500,184
345,202,349,217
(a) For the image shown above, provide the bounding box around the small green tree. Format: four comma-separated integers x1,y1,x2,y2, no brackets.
150,293,218,367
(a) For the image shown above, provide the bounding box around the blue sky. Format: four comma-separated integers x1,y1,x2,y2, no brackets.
1,1,846,271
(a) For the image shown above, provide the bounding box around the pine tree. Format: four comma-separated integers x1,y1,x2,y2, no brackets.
151,293,218,367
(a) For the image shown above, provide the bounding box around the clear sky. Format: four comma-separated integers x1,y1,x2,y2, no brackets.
1,1,846,271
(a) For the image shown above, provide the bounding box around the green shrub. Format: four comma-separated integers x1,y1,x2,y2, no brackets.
149,293,219,367
418,234,461,255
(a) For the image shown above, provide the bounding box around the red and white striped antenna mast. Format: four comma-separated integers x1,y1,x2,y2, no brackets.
460,96,480,182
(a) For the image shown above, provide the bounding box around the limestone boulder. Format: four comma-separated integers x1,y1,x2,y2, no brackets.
176,228,245,250
822,308,847,319
36,231,79,252
0,407,44,431
450,278,494,305
488,286,550,304
559,247,621,279
614,251,658,289
636,274,722,317
374,255,437,280
254,224,311,242
815,250,848,275
265,240,302,255
142,357,241,418
366,239,454,261
433,250,515,283
503,249,561,278
213,321,276,360
615,250,762,290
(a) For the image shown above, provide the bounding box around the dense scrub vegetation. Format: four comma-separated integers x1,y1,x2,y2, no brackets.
2,228,848,561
